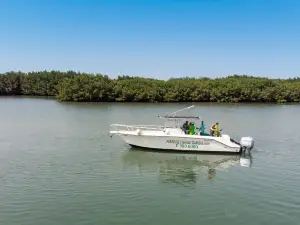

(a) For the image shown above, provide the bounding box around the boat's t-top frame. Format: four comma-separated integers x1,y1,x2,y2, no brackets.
158,105,201,128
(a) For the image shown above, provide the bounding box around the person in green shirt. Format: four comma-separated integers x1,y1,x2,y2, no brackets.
189,122,196,135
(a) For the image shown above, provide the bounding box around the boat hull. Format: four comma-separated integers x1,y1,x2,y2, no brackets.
119,134,241,153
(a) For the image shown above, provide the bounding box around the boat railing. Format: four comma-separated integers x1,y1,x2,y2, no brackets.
110,124,165,132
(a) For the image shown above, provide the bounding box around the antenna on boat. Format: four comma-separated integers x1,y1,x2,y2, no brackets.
170,105,195,116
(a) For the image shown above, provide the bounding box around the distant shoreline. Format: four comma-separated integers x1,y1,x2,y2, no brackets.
1,71,300,103
2,95,300,106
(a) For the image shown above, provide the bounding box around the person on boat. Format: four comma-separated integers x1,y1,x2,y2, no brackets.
189,122,196,135
210,122,219,136
214,123,221,137
199,121,206,135
182,121,189,134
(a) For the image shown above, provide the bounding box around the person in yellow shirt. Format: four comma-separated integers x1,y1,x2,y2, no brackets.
214,123,220,137
210,122,219,136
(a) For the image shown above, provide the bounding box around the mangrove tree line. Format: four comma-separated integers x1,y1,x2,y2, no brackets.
0,71,300,103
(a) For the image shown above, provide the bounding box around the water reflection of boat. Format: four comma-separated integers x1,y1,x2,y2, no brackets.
121,148,252,185
240,151,253,168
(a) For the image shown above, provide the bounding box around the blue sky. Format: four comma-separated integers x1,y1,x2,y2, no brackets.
0,0,299,79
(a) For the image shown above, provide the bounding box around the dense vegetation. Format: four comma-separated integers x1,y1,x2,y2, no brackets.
1,71,300,103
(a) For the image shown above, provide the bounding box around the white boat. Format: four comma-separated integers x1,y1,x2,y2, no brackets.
110,105,254,153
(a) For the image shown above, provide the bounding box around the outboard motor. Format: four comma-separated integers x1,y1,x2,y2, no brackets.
136,129,141,135
240,137,254,152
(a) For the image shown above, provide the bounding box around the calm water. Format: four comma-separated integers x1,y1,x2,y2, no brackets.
0,97,299,225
